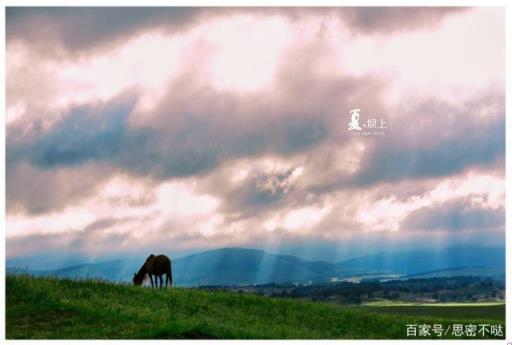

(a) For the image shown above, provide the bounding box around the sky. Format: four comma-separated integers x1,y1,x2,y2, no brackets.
6,7,505,268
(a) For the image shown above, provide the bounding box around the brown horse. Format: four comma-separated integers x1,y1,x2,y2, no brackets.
133,254,173,288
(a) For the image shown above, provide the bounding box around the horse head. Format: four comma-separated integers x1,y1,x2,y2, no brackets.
133,272,145,286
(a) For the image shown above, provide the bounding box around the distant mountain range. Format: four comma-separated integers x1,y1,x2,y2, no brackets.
7,246,504,286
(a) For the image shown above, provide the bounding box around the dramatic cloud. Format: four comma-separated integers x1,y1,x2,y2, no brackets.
6,7,205,55
7,55,387,192
6,7,505,266
403,198,504,232
348,96,505,187
7,7,465,56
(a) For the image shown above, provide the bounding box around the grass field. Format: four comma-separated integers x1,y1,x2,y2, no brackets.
361,300,505,322
6,274,505,339
361,305,504,322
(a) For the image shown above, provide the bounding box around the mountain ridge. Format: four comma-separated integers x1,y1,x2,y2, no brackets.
7,246,504,286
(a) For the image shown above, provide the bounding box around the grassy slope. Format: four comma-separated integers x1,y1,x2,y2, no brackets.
360,305,505,321
6,274,505,339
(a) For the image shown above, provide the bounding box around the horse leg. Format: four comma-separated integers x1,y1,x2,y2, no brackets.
159,275,163,289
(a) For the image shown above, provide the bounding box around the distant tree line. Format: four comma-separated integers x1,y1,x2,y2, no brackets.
201,277,504,305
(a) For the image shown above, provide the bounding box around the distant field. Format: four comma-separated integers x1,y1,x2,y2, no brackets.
363,300,505,307
6,275,505,339
361,303,504,322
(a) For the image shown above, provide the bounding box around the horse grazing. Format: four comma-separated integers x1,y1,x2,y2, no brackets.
133,254,173,288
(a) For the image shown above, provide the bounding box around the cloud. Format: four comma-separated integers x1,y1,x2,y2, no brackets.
300,93,505,193
5,7,505,264
6,216,143,261
7,7,466,57
221,166,307,219
333,7,468,34
6,7,205,56
18,84,326,178
7,52,386,179
8,74,504,223
9,92,138,169
353,122,504,187
402,197,504,232
6,161,115,215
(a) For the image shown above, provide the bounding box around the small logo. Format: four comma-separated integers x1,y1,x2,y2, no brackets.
348,109,362,131
347,108,388,136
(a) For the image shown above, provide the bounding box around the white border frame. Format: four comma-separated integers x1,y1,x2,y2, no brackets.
1,1,510,344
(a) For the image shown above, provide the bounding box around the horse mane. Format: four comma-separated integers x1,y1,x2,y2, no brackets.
135,262,147,279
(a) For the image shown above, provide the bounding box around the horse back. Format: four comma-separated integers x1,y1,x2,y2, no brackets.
145,254,171,275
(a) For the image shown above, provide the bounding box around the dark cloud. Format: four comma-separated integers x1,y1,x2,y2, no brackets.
355,99,504,187
6,92,140,214
7,7,467,56
300,94,505,194
403,198,504,232
240,171,294,207
223,168,304,218
6,7,205,56
354,121,504,187
7,56,382,172
337,7,467,34
23,93,138,168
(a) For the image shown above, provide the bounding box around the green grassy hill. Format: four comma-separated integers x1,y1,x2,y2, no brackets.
6,274,505,339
